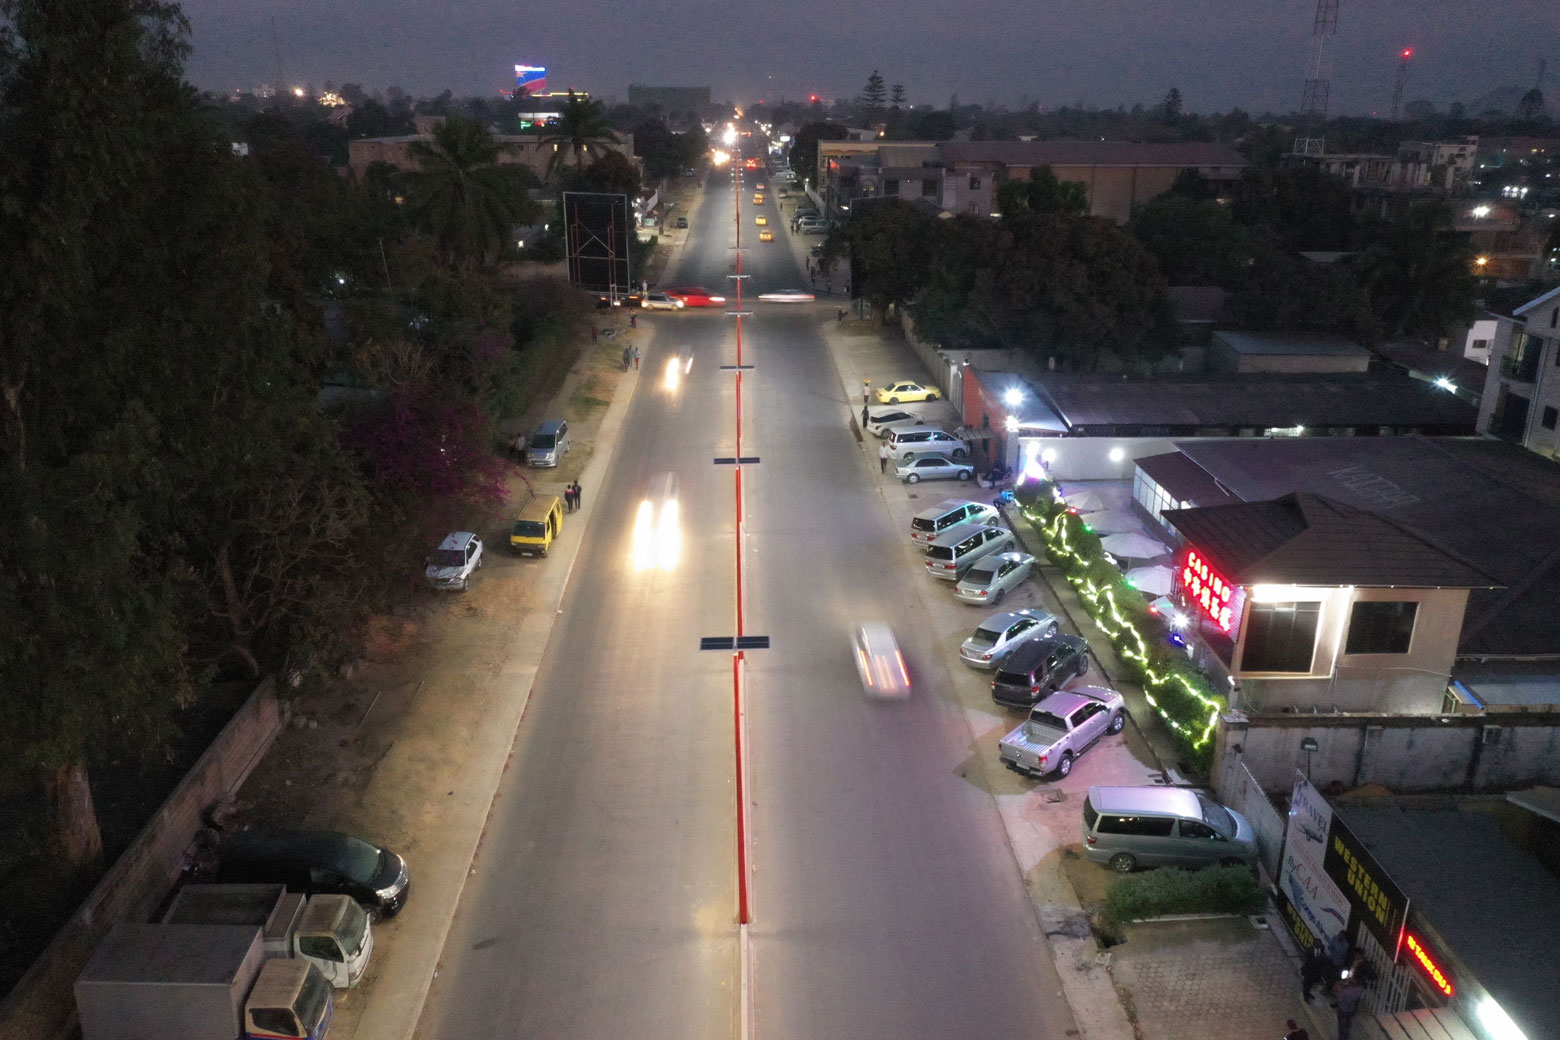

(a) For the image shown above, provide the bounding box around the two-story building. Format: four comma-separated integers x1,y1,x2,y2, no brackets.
1479,285,1560,458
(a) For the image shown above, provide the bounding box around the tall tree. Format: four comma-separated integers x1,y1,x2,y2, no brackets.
859,70,887,118
1355,205,1476,341
890,84,907,108
538,89,618,179
1131,194,1253,287
829,199,937,320
406,115,539,269
996,166,1090,218
788,121,850,187
1161,87,1183,123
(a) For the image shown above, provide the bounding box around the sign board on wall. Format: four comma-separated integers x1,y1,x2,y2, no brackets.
1324,812,1409,952
1276,774,1352,950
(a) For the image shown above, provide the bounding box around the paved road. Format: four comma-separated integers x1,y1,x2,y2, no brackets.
416,158,1073,1039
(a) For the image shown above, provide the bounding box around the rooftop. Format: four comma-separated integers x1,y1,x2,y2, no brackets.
1027,372,1478,432
938,140,1248,169
1212,331,1372,358
1339,806,1560,1040
1160,492,1498,589
1165,437,1560,655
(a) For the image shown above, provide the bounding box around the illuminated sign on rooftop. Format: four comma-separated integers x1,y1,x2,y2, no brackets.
515,65,547,95
1180,548,1241,636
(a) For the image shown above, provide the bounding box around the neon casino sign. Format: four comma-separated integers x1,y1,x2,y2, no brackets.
1181,548,1241,635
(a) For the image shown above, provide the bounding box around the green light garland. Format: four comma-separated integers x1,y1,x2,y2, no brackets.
1023,505,1223,750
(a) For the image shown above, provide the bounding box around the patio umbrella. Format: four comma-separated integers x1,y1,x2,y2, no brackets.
1101,532,1169,561
1125,565,1174,596
1062,487,1112,513
1086,509,1144,535
1147,595,1177,617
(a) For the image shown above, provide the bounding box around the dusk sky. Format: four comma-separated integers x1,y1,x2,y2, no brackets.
179,0,1558,117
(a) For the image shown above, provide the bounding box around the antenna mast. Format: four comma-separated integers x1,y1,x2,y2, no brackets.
1295,0,1338,155
1390,48,1413,122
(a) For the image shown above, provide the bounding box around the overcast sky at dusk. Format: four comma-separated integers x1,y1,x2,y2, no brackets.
178,0,1558,117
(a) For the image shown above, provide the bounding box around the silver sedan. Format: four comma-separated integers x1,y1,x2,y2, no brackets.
895,454,973,484
954,552,1037,606
957,608,1061,669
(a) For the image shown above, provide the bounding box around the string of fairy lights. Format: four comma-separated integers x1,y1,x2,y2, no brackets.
1020,495,1224,751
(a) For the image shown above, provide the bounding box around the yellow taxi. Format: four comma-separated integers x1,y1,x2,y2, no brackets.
759,229,774,242
875,380,942,404
753,193,765,204
754,215,768,226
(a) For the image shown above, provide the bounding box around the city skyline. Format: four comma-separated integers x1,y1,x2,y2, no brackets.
179,0,1558,116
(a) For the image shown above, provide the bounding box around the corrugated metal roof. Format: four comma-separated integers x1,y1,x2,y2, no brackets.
1161,493,1499,588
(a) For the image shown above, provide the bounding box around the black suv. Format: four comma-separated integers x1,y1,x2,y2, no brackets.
990,634,1090,708
215,828,411,919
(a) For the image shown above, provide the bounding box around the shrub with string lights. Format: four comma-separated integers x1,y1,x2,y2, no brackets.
1016,482,1224,773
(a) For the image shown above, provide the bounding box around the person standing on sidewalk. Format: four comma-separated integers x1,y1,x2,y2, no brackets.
1300,939,1330,1003
1334,977,1366,1040
632,346,641,370
878,441,890,474
572,481,583,511
862,380,871,405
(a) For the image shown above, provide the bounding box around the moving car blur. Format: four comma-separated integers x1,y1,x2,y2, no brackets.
852,621,909,698
631,472,681,571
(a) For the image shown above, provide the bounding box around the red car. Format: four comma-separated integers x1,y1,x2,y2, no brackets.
662,286,727,308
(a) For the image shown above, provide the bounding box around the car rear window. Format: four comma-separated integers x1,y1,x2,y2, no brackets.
1097,814,1175,837
1083,800,1099,830
993,667,1030,686
912,516,938,532
926,545,954,561
965,567,995,584
968,626,1001,647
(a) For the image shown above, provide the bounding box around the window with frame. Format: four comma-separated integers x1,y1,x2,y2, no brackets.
884,178,899,196
969,175,982,190
1345,600,1418,655
922,178,938,196
1241,601,1321,672
1544,406,1558,430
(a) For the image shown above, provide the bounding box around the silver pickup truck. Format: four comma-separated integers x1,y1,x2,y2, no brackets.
998,685,1126,779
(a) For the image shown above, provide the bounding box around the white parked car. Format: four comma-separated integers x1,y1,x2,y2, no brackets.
957,608,1061,669
895,454,973,484
954,552,1037,605
865,410,919,437
426,532,483,591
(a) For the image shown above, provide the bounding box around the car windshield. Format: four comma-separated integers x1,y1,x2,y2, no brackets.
512,521,546,537
529,433,556,449
1198,794,1237,838
965,567,995,584
968,626,1001,647
430,549,465,568
1025,712,1067,738
335,843,386,885
336,899,369,957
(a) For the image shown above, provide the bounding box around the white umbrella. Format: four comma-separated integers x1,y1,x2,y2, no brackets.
1062,487,1112,513
1148,595,1177,617
1087,509,1143,535
1126,565,1174,596
1101,532,1169,561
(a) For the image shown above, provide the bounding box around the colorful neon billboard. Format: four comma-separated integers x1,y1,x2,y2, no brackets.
1180,548,1242,636
515,65,547,95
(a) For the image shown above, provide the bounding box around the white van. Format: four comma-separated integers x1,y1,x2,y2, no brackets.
1081,785,1258,873
923,522,1016,580
888,425,969,461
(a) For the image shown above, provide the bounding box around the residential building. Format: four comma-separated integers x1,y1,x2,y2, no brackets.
817,139,1248,223
1478,285,1560,456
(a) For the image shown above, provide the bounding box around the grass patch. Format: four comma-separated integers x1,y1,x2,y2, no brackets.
1103,866,1266,924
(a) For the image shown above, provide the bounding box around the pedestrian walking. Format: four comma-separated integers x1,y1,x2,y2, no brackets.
837,307,846,324
860,403,870,427
571,481,583,511
632,346,641,370
563,484,574,511
1300,939,1330,1003
878,441,890,474
630,312,638,329
1282,1019,1310,1040
862,380,871,405
591,325,598,343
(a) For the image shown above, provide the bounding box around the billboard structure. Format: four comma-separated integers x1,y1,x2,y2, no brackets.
563,192,633,300
515,64,547,96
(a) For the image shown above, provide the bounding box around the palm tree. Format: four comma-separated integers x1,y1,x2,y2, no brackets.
538,90,618,182
405,116,537,269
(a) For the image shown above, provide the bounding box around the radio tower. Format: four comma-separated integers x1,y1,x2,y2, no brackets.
1390,48,1413,121
1295,0,1339,155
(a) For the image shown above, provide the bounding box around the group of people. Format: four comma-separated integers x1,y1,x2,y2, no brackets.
621,345,640,371
563,481,583,512
1297,931,1377,1040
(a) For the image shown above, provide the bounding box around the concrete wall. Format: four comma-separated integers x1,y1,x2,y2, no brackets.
1212,709,1560,795
1022,435,1182,482
1213,760,1288,878
0,679,286,1040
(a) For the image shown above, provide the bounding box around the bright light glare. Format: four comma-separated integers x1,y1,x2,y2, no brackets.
723,128,738,146
1004,387,1024,406
1434,376,1455,391
664,357,681,391
1476,999,1529,1040
631,497,681,571
711,150,731,166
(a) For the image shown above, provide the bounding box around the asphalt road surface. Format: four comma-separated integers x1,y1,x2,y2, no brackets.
416,158,1073,1040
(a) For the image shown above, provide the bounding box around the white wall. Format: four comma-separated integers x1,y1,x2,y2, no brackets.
1023,435,1183,482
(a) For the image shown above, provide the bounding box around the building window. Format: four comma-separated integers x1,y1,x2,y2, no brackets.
1345,601,1418,655
1545,406,1559,430
1241,602,1321,673
969,175,981,190
1502,332,1541,381
922,178,938,196
884,179,899,196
